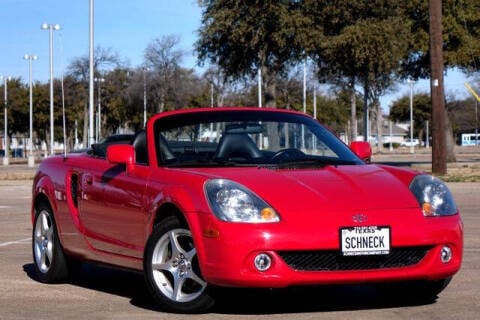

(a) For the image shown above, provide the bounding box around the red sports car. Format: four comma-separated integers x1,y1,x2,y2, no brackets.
31,107,462,313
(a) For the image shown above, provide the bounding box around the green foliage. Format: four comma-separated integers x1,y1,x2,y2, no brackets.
384,142,400,149
400,0,480,77
196,0,315,106
197,0,309,78
2,78,28,138
446,97,480,137
389,92,432,138
390,92,432,123
314,95,350,133
310,1,409,80
4,1,480,151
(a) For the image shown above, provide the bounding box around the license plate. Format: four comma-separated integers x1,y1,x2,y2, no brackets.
340,226,390,256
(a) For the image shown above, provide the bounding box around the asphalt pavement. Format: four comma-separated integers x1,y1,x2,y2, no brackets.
1,180,479,319
1,149,480,319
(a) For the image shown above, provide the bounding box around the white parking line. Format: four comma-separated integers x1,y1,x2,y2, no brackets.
0,206,10,209
0,238,30,247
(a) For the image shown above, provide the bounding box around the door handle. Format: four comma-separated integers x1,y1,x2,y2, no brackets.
84,175,93,185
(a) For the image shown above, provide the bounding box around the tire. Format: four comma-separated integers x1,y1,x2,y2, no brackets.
144,216,214,313
32,203,69,283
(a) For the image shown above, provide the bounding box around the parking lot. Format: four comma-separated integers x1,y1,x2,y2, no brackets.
0,178,479,319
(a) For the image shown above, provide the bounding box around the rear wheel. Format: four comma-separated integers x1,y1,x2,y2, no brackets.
144,216,214,313
32,203,69,283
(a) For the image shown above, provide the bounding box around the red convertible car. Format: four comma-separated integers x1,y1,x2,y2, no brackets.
31,107,462,313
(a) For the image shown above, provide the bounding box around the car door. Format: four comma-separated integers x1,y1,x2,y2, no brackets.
100,164,151,258
77,158,112,245
79,160,151,258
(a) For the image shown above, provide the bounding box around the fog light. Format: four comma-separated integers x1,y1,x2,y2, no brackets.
254,253,272,272
440,246,452,263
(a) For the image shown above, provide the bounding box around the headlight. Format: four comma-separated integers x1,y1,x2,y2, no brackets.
204,179,280,223
409,175,457,217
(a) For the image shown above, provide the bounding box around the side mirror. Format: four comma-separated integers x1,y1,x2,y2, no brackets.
350,141,372,163
107,144,135,169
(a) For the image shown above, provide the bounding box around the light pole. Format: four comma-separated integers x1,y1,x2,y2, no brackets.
2,76,10,166
407,79,415,154
464,82,480,146
303,60,307,114
426,120,430,148
24,54,38,167
89,0,95,148
301,59,307,150
210,82,214,108
475,100,478,146
143,68,149,127
94,77,105,142
258,68,262,107
41,23,60,156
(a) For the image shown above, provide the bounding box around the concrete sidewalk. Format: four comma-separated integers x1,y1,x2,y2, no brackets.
0,163,37,180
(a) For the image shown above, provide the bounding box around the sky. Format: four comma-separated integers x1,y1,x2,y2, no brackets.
1,0,201,80
0,0,475,111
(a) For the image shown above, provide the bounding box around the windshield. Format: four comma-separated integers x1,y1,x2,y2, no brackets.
153,110,362,168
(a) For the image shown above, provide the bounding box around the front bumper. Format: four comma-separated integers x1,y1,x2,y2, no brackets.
186,210,463,288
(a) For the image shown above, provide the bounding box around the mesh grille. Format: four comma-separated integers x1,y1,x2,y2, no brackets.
278,247,431,271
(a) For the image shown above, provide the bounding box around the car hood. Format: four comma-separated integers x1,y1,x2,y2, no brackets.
177,164,420,213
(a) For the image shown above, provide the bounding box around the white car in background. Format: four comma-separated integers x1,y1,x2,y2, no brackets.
401,138,420,147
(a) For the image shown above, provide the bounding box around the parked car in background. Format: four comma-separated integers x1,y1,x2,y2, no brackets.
401,138,420,147
31,107,462,313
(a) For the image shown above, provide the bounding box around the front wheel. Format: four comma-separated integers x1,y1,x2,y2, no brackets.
144,216,214,313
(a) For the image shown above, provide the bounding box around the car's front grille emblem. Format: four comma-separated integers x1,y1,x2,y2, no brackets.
352,213,367,223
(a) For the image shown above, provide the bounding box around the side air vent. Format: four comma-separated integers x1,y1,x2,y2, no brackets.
70,174,79,208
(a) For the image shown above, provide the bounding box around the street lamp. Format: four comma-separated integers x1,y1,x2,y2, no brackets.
464,82,480,146
475,100,478,146
143,68,149,127
94,77,105,142
89,0,95,148
24,54,38,167
41,23,60,156
258,68,262,107
2,76,11,166
301,59,307,150
407,79,415,154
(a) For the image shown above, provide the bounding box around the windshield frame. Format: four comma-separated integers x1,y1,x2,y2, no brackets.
153,109,363,168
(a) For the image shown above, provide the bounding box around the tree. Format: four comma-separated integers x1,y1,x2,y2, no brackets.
448,97,479,135
400,0,480,78
203,64,232,107
399,0,480,172
31,82,50,152
144,34,185,112
196,0,312,107
390,92,432,142
305,1,410,144
97,68,133,135
314,94,350,134
2,78,28,140
67,46,122,146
